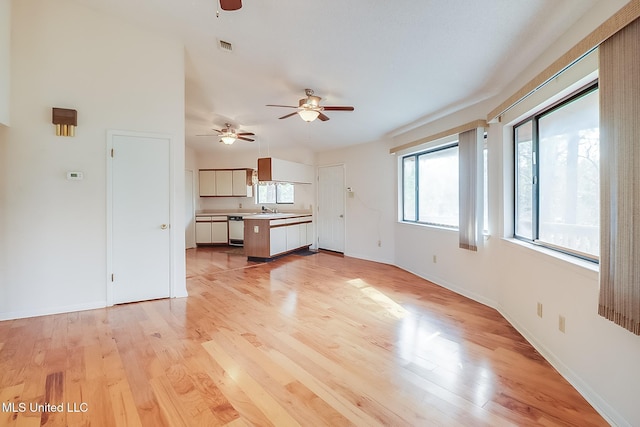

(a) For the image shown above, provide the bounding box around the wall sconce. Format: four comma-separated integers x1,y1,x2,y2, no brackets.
52,108,77,137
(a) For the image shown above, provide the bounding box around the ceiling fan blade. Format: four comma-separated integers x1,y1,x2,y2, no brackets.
266,104,298,108
318,112,330,121
237,132,255,136
238,136,255,142
278,112,299,120
322,106,355,111
220,0,242,11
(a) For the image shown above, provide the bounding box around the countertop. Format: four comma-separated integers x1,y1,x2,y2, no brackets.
195,211,312,220
243,213,312,220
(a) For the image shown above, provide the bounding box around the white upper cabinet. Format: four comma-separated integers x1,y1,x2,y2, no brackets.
232,169,252,197
215,170,233,196
199,169,253,197
257,157,313,184
199,170,216,196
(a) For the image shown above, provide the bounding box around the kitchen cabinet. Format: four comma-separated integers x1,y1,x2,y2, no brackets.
244,214,312,260
257,157,313,184
215,170,233,196
306,222,314,246
270,227,287,256
199,169,253,197
199,170,216,196
195,216,228,244
232,169,252,197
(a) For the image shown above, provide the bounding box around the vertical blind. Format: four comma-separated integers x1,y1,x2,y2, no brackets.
598,17,640,335
458,128,482,251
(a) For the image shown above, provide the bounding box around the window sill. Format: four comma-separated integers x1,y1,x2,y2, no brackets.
398,220,458,233
502,237,599,278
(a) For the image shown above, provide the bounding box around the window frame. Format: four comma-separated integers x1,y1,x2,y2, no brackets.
513,81,599,262
256,182,295,205
401,142,459,228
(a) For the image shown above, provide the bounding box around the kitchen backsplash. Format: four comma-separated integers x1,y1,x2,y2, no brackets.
198,183,314,213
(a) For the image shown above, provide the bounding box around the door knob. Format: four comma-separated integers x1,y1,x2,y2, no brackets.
161,224,169,230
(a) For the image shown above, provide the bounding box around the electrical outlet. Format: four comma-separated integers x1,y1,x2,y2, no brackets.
239,203,242,208
559,315,566,333
432,255,437,263
537,302,543,318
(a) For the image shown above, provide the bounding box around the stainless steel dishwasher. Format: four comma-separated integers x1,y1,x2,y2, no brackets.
227,215,244,246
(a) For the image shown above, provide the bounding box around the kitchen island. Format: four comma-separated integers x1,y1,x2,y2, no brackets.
243,213,313,261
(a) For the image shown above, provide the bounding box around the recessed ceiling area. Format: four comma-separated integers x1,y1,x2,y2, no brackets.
76,0,603,153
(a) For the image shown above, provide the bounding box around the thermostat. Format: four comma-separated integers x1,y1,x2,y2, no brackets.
66,171,84,180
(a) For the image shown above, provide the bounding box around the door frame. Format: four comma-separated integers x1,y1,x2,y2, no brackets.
106,129,176,306
316,163,347,253
185,169,196,249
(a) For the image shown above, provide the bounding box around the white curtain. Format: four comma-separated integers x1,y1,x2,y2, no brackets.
458,128,483,251
598,17,640,335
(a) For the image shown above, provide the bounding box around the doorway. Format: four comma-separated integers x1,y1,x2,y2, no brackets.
317,164,345,253
107,131,171,305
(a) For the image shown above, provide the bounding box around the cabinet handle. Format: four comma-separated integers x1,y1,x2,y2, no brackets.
161,224,169,230
339,214,344,218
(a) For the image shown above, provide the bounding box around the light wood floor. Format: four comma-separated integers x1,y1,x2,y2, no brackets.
0,247,606,426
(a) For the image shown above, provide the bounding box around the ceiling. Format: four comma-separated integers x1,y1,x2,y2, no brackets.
77,0,599,153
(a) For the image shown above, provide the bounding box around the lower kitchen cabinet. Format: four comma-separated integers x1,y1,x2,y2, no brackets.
244,215,312,260
195,216,228,244
270,227,287,256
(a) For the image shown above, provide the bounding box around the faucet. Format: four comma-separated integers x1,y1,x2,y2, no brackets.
261,206,277,213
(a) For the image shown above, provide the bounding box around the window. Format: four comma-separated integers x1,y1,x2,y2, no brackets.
257,182,294,204
514,83,599,260
402,144,459,228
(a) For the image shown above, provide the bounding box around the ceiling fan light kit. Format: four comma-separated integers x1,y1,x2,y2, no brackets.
298,109,320,122
220,135,236,145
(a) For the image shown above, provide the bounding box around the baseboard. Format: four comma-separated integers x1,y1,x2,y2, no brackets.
0,301,107,321
345,251,395,266
172,290,189,298
396,265,498,309
497,306,628,427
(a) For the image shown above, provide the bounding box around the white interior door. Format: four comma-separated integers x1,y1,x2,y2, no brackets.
109,132,171,304
185,170,196,249
318,164,345,253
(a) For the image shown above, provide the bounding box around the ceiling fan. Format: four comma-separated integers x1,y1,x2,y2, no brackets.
267,89,355,122
197,123,255,145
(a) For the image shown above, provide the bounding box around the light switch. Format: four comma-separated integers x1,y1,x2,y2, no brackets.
253,226,259,233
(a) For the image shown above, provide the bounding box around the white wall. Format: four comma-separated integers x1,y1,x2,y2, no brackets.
0,0,186,319
389,2,640,426
0,0,10,125
316,140,395,265
392,99,499,306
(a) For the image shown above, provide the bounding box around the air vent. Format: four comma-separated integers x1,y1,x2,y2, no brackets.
218,40,233,52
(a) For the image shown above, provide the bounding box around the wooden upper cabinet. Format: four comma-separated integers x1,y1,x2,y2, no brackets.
199,168,253,197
